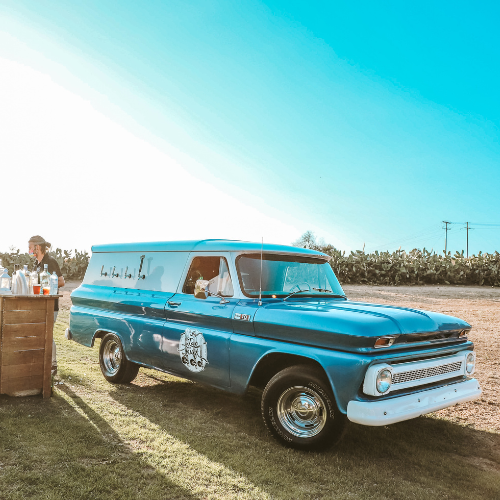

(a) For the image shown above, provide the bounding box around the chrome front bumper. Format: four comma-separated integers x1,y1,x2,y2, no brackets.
347,378,481,426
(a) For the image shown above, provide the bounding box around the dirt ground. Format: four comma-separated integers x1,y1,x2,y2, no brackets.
61,281,499,433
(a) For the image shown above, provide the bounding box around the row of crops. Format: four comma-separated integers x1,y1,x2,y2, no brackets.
294,232,500,286
2,233,500,286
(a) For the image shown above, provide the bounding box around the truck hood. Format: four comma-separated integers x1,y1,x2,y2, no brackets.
253,298,470,351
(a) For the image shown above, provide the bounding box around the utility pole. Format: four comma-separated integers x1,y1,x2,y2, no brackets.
466,222,469,258
442,221,451,254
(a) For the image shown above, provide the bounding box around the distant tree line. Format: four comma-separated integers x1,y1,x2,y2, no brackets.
293,231,500,286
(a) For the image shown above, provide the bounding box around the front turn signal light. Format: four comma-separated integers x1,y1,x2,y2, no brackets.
374,336,397,348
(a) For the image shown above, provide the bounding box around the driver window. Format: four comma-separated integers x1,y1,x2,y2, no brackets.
182,256,234,297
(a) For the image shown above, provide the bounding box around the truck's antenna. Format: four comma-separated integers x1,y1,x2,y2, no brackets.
258,237,263,306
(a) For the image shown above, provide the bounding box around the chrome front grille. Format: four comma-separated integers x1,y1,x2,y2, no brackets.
393,361,463,385
362,352,470,397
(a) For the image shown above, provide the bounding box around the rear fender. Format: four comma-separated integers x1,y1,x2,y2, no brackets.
91,329,133,362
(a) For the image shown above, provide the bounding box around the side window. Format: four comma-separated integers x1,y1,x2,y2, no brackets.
182,256,234,297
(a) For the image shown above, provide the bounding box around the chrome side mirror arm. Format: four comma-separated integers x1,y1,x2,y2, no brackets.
194,279,230,304
207,290,230,304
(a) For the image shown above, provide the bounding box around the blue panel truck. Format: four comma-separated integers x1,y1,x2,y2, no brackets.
67,240,481,450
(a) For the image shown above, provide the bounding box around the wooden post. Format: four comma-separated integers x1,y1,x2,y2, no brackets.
42,298,54,398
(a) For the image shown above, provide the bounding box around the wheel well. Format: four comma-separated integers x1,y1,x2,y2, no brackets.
249,353,328,391
91,330,108,347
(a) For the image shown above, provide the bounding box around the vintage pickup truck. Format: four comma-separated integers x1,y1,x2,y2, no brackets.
67,240,481,450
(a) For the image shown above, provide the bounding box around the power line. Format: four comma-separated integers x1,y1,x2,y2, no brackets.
367,226,443,253
442,221,500,256
446,221,500,227
366,221,500,255
468,223,500,227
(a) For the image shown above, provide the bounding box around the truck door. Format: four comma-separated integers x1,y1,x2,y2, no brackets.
161,255,236,388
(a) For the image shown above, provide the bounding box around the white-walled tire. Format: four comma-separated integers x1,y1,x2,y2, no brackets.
261,365,346,450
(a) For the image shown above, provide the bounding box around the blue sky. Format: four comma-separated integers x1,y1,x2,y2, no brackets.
1,1,499,255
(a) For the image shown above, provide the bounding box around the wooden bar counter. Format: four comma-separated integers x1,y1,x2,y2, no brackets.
0,294,61,398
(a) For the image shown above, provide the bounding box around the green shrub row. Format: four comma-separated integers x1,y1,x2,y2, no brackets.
3,235,500,286
294,232,500,286
0,248,90,280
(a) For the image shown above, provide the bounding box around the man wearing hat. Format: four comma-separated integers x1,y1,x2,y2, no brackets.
28,236,65,374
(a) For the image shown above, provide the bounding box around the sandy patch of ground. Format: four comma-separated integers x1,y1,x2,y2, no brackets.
61,281,499,433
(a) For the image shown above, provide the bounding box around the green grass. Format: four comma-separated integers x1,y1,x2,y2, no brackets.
1,311,499,499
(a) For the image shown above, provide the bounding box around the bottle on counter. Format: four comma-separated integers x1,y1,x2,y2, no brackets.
22,264,31,294
11,265,19,294
50,272,58,295
0,267,12,294
40,264,50,295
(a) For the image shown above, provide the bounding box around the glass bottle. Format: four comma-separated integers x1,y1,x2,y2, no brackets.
50,272,58,295
30,268,39,285
22,264,31,294
11,265,19,294
0,267,12,293
40,264,50,295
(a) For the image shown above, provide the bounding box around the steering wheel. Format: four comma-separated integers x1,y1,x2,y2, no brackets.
289,282,312,293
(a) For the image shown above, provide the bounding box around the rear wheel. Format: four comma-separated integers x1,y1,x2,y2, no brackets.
99,333,139,383
261,365,346,450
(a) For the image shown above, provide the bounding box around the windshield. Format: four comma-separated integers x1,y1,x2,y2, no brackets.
236,253,345,299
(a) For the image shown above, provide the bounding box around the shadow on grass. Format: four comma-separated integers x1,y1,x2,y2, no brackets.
111,374,500,500
0,387,200,500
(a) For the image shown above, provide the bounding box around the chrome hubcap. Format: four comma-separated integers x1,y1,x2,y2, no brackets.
277,386,327,438
102,340,121,375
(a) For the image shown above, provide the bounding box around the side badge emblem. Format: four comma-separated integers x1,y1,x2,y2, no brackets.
234,313,251,321
179,328,208,373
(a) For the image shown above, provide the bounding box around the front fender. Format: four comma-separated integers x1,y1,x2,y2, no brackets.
229,333,367,413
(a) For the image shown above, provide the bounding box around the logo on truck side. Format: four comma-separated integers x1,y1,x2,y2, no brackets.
179,328,208,373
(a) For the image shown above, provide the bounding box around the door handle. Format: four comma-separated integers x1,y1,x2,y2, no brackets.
168,301,181,308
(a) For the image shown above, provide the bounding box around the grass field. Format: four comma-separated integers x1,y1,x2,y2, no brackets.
1,300,500,499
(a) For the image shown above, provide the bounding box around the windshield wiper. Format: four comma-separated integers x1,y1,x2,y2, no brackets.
312,288,347,298
283,289,310,301
312,288,346,298
283,288,347,301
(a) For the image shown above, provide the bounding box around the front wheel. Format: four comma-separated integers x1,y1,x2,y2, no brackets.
99,333,140,383
261,365,347,450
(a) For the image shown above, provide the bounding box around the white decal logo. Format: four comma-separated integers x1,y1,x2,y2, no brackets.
179,328,208,373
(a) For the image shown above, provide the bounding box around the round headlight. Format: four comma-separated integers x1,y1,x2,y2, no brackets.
376,368,392,394
466,352,475,374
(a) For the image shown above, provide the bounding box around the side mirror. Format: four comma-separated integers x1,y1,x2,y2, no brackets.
194,279,209,299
